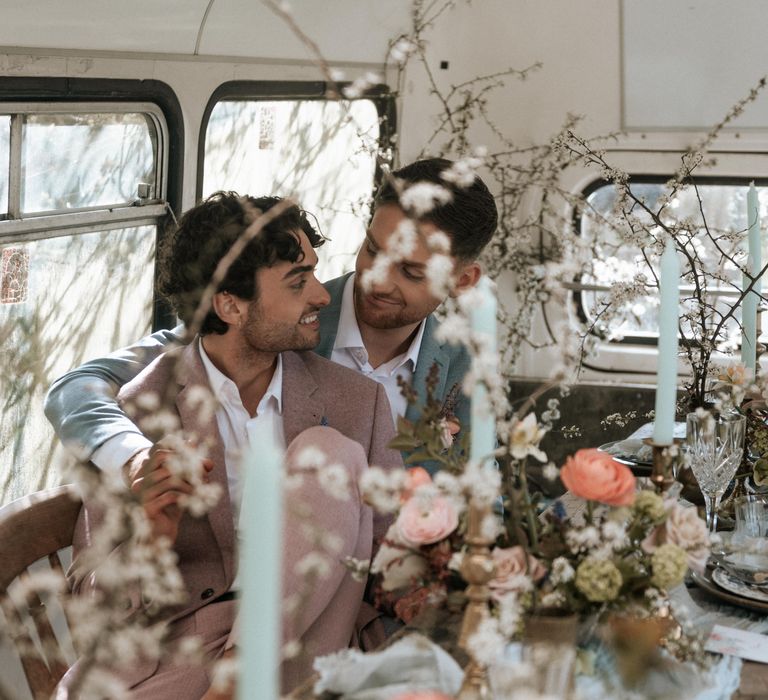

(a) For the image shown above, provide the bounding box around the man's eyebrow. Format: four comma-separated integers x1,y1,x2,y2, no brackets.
282,263,315,280
367,231,425,269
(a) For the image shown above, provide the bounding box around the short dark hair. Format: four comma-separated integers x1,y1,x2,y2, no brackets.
159,191,323,335
374,157,497,260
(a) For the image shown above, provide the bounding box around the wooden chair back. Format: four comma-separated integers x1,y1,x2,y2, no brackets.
0,485,82,699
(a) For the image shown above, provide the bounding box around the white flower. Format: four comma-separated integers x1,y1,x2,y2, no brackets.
551,556,575,585
460,460,500,507
295,552,332,579
602,520,629,550
427,230,451,253
481,513,503,540
435,313,471,345
295,446,327,469
359,466,406,513
509,413,547,462
497,591,524,636
540,590,566,608
426,253,454,297
448,550,465,572
400,182,452,216
467,617,505,666
388,37,417,64
317,463,350,501
441,154,485,187
565,526,601,554
542,462,559,481
342,556,371,582
370,534,427,591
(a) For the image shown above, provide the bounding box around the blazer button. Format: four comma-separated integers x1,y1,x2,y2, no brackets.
201,588,215,600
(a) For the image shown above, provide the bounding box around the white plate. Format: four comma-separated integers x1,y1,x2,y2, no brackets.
712,566,768,603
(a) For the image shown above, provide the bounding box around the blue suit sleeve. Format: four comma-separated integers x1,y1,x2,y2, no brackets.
43,325,186,459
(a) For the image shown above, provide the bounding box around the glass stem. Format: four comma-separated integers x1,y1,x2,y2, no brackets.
705,493,722,533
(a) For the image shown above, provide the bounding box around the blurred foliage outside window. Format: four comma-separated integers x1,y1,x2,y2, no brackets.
0,109,162,504
203,99,380,281
580,182,760,344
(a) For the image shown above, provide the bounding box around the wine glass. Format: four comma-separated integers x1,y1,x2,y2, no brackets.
685,411,746,532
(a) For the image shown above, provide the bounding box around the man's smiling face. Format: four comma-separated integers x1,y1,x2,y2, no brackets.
241,229,330,352
353,203,446,332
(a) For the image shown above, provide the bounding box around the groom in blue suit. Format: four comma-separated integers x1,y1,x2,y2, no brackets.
44,158,497,475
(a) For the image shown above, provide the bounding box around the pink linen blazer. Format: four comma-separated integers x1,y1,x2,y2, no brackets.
68,340,403,686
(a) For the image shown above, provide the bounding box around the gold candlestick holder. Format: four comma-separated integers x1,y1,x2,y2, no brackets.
457,500,495,700
643,438,683,493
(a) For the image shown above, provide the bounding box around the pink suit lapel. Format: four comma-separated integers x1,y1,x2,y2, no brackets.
175,340,237,584
281,351,325,446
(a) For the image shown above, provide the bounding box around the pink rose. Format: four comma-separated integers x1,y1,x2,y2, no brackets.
394,495,459,546
643,501,710,574
560,448,636,507
489,546,546,596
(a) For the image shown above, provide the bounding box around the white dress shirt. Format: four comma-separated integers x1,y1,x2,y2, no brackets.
330,273,425,423
199,341,285,525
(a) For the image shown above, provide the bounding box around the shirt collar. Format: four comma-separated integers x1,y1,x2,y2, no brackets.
199,338,283,415
333,272,425,370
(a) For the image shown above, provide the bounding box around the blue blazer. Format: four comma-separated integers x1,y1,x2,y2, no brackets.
316,273,471,440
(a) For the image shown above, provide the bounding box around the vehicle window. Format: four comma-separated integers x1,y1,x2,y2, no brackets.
21,113,155,213
579,180,758,345
0,105,168,504
203,98,381,281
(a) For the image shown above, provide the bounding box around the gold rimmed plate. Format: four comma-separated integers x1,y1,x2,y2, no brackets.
597,439,653,477
691,568,768,614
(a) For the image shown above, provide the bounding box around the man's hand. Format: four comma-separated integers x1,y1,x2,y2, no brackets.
124,446,214,544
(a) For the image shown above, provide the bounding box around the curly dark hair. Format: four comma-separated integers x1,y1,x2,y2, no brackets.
374,157,498,261
158,191,324,335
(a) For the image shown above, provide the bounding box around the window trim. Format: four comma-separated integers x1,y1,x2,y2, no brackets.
575,174,768,347
0,101,168,221
196,80,397,202
0,77,184,329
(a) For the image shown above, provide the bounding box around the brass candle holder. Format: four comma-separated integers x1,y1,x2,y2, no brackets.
643,438,683,493
457,500,495,700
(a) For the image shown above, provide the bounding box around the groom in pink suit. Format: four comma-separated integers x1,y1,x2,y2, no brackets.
60,192,402,698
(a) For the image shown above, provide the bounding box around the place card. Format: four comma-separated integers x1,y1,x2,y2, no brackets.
705,625,768,663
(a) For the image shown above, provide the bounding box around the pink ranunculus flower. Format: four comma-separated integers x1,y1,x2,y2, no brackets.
560,448,636,507
489,546,547,597
394,494,459,547
642,501,710,574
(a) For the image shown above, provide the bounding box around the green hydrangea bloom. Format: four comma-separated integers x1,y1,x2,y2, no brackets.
633,490,666,522
575,557,623,602
650,543,688,590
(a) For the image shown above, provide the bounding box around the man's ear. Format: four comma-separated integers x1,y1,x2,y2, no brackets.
212,291,247,328
450,261,482,297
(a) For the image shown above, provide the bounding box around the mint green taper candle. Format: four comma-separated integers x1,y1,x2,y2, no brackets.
741,182,761,374
238,424,283,700
652,239,680,445
469,276,498,467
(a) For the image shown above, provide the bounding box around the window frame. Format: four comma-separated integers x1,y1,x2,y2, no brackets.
0,77,184,329
196,80,397,203
574,173,768,347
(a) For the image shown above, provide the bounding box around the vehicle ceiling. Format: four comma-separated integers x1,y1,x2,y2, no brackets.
0,0,411,64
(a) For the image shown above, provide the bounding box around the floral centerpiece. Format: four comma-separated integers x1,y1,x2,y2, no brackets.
354,382,709,684
358,397,712,672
